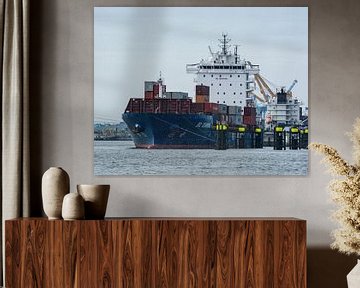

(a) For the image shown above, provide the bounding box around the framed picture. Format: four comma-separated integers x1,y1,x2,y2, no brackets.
94,7,308,176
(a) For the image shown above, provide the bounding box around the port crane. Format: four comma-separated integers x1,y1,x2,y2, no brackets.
286,79,298,95
252,74,298,104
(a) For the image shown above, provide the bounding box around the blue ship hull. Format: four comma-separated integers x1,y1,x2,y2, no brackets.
122,113,219,149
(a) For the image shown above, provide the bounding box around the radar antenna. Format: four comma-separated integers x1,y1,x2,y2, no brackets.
218,33,231,55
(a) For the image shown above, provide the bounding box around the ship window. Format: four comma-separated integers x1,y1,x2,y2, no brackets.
217,101,219,103
240,83,242,86
240,92,242,95
230,83,232,86
220,75,222,77
238,75,240,78
203,75,206,77
240,101,242,103
211,75,213,77
223,92,226,95
233,92,236,95
223,101,225,103
233,101,236,103
224,66,229,69
219,83,221,86
222,60,224,63
211,83,213,86
230,75,232,78
217,92,219,95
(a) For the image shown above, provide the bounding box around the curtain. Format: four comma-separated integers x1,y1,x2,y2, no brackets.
0,0,30,284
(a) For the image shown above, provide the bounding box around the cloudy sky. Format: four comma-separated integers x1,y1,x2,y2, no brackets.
94,7,308,123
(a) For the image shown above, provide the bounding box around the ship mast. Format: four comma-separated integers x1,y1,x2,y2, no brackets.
219,33,231,55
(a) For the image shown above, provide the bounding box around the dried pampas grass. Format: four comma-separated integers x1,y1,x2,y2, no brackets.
309,118,360,256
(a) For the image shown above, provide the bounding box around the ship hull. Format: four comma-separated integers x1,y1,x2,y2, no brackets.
122,113,218,149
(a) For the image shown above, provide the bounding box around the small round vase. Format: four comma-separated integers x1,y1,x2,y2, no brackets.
62,192,85,220
77,184,110,219
42,167,70,219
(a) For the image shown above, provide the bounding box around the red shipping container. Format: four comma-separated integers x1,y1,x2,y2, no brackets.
168,100,178,113
132,99,143,113
178,99,191,114
244,107,256,116
243,115,256,125
191,103,205,113
145,91,154,100
196,95,209,103
153,84,159,97
144,100,155,112
196,85,210,96
204,103,219,114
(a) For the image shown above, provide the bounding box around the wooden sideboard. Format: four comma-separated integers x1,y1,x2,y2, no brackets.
5,218,306,287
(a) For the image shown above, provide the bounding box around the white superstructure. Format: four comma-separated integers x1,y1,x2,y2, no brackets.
186,34,259,107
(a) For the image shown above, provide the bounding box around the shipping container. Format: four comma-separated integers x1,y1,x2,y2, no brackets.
191,103,205,113
227,105,241,115
218,104,227,114
243,115,256,125
196,85,210,96
145,91,154,100
196,95,209,103
153,84,160,97
125,99,144,113
164,92,188,100
168,100,179,113
144,100,155,113
228,115,242,125
244,107,256,116
204,103,219,114
144,81,156,92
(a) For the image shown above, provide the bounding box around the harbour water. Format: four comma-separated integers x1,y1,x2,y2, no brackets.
94,141,308,176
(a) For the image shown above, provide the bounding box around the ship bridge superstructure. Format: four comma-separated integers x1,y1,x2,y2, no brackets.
186,34,260,107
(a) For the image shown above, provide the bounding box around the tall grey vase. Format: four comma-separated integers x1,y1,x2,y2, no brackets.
42,167,70,219
347,260,360,288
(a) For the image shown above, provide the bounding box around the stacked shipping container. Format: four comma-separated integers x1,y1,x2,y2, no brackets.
243,107,257,125
195,85,210,103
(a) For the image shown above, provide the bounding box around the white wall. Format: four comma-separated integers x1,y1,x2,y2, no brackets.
31,0,360,249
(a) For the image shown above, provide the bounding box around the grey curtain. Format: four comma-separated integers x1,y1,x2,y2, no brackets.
0,0,30,285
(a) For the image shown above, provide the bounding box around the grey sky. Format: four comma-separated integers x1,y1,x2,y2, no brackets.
94,7,308,123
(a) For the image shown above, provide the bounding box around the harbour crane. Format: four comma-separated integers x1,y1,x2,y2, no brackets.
253,75,299,104
254,74,277,103
286,79,298,94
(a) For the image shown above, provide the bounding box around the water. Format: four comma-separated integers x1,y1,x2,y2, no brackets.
94,141,308,176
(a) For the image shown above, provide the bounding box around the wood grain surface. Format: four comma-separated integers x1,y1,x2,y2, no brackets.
5,218,306,287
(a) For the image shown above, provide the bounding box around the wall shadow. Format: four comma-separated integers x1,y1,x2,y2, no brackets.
308,248,357,288
29,0,47,216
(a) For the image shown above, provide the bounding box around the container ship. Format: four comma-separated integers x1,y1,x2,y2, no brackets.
122,34,307,149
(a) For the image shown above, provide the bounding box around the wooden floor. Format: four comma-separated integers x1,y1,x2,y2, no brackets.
6,218,306,287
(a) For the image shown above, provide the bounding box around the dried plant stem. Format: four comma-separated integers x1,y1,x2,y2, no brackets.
309,118,360,256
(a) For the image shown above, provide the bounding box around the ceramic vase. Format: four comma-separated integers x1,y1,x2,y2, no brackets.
77,184,110,219
62,192,85,220
347,259,360,288
42,167,70,219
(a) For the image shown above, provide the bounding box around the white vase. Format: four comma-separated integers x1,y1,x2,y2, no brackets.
347,259,360,288
77,184,110,219
42,167,70,219
62,192,85,220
